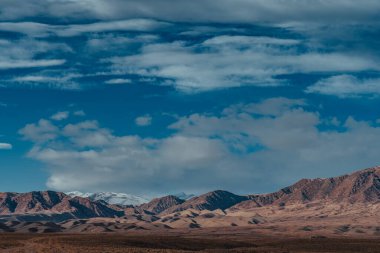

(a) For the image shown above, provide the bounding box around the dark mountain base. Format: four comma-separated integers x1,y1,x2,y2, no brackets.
0,232,379,253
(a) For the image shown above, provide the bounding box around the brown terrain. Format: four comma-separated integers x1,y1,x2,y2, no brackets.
0,166,379,252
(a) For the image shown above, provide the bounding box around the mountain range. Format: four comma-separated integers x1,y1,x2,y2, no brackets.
0,166,378,234
65,192,195,206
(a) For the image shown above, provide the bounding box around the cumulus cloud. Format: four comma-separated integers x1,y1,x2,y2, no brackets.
20,98,380,195
51,111,69,121
21,119,230,195
170,100,380,185
135,115,152,126
306,75,380,98
0,143,12,150
19,119,59,143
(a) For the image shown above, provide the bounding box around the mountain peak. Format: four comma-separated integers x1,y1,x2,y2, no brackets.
138,195,185,214
162,190,249,214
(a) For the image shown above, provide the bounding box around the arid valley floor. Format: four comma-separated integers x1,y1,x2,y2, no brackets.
0,230,380,253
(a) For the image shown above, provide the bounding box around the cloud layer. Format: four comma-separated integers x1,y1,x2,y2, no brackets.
1,0,380,25
0,1,378,95
109,37,379,91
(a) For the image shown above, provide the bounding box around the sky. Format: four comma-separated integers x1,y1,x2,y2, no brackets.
1,0,380,197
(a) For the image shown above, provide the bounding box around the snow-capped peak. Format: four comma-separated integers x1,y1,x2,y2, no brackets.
173,192,196,200
66,191,149,206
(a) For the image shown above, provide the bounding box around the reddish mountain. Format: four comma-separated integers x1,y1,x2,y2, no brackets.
233,166,380,209
0,191,122,221
138,195,185,214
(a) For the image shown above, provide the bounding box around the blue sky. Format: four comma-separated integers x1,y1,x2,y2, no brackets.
1,0,380,197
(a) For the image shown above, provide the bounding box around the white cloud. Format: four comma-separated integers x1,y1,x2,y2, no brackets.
0,143,12,150
0,22,52,37
135,115,152,126
0,59,65,70
73,110,86,117
0,39,68,70
14,76,61,82
0,19,169,37
51,111,69,121
57,19,169,37
20,98,380,195
0,39,72,58
108,37,379,91
105,78,132,85
223,97,306,117
10,73,81,90
306,75,380,98
203,36,300,46
85,34,159,52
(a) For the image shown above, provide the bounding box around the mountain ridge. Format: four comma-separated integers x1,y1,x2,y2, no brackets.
137,166,379,215
235,166,380,209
